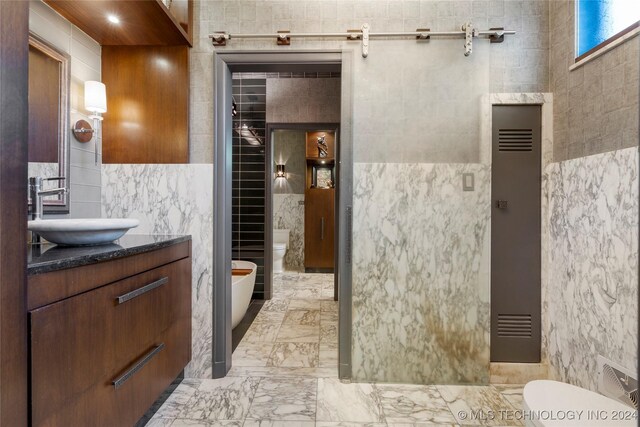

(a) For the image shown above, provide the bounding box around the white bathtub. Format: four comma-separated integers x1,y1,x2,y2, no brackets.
231,260,257,329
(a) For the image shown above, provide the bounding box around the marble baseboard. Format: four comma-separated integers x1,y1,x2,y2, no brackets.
545,147,639,391
102,164,214,378
489,363,549,384
352,162,491,384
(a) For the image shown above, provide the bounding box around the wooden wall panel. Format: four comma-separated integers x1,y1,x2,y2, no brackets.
102,46,189,164
0,1,29,425
169,0,193,39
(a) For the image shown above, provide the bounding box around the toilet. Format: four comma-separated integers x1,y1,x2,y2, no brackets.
273,229,290,273
523,380,637,426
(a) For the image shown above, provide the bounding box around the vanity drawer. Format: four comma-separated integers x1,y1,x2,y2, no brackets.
30,257,191,427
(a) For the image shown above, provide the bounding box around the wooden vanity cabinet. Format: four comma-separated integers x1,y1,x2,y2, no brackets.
28,241,192,427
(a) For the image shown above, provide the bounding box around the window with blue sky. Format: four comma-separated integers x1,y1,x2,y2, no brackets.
576,0,640,58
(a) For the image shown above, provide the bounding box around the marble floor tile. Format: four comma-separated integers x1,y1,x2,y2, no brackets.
321,279,336,299
275,324,320,342
261,299,290,312
226,366,339,378
177,377,260,421
316,378,385,423
273,288,296,299
321,300,339,312
321,310,339,323
252,310,286,325
320,323,338,344
289,287,322,299
243,420,315,427
153,379,201,419
267,342,319,367
319,343,339,368
232,342,275,367
315,424,387,427
241,322,282,343
144,418,174,427
491,385,524,411
376,383,457,424
171,420,243,426
437,385,523,426
247,377,318,421
282,309,321,326
288,299,322,310
384,423,458,427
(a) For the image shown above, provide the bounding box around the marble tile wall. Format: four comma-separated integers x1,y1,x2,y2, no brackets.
29,0,103,218
101,164,214,379
352,162,491,384
549,0,639,161
273,194,305,271
545,146,639,391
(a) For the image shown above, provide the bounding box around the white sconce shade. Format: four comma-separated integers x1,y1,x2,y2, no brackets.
84,81,107,114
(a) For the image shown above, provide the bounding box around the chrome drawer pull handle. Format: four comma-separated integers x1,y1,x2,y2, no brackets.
116,277,168,304
112,343,165,390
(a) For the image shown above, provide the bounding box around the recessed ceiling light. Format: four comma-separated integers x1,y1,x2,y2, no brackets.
107,15,120,24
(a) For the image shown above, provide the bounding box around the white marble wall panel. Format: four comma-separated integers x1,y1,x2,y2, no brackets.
546,147,639,391
273,194,305,271
102,164,214,378
352,162,491,384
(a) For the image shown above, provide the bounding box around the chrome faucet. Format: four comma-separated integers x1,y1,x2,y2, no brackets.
29,176,66,244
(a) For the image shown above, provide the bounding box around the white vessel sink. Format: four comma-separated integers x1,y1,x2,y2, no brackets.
28,218,140,246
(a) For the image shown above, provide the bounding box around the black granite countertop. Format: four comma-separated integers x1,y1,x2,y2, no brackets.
28,234,191,275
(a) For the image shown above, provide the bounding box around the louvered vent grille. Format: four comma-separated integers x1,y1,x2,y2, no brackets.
497,314,532,338
498,129,533,152
598,358,639,410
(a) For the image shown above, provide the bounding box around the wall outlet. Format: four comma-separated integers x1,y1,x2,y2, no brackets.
462,173,474,191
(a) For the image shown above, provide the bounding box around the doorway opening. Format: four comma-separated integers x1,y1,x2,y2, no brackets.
213,52,353,380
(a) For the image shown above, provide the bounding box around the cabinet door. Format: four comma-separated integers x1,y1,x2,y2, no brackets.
305,189,335,270
30,258,191,427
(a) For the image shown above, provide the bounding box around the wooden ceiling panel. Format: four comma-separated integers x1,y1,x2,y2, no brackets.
44,0,191,46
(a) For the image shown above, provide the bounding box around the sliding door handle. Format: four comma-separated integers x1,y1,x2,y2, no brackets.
321,217,325,240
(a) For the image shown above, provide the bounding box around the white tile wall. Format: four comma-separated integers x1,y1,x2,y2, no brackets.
29,0,102,218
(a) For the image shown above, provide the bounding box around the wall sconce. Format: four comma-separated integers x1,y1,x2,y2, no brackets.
276,164,286,179
72,81,107,165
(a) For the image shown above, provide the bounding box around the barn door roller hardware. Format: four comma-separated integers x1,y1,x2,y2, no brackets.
210,23,514,58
